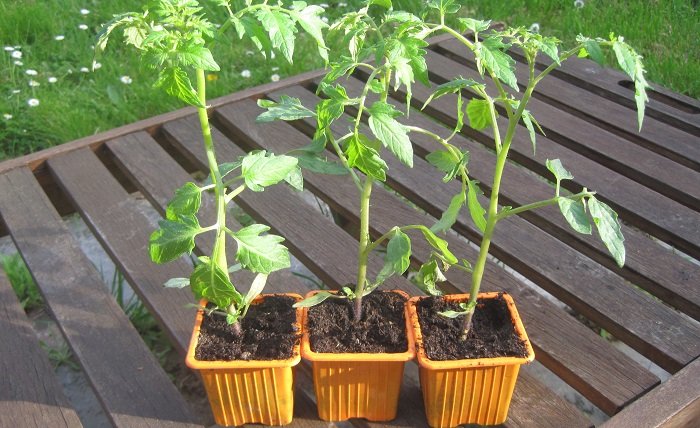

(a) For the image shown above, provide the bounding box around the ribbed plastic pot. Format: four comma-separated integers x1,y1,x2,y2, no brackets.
185,294,302,426
407,292,535,427
301,290,415,421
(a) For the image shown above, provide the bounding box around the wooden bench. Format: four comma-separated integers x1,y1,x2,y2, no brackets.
1,33,698,427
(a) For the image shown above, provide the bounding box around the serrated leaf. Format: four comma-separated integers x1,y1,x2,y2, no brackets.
321,58,357,86
438,309,467,319
522,110,544,155
426,150,458,174
240,15,273,58
612,40,637,80
376,229,411,284
163,277,190,288
368,0,392,8
96,12,140,52
458,18,491,33
588,198,625,267
431,191,465,233
149,215,201,264
231,224,291,274
368,101,413,167
422,78,481,109
558,198,592,235
538,38,560,65
345,134,388,181
368,79,384,94
466,98,494,131
284,166,304,191
411,260,445,296
416,226,458,264
154,66,203,108
295,152,348,175
292,4,329,62
243,273,268,306
443,151,469,183
546,159,574,182
256,8,297,63
241,151,299,191
467,180,487,233
178,44,220,71
166,182,202,220
475,37,518,91
293,291,339,308
256,96,315,122
190,258,242,309
584,40,604,65
204,161,242,185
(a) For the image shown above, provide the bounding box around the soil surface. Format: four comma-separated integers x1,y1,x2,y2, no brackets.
195,295,299,361
308,290,408,353
416,293,529,360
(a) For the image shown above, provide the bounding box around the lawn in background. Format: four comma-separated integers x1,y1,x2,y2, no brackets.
1,0,698,161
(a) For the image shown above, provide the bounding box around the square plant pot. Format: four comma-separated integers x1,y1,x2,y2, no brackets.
185,294,302,426
407,292,535,427
301,289,415,421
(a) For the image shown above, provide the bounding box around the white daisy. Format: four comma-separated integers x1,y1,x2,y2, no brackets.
25,69,38,76
55,35,65,41
574,0,585,8
92,61,102,70
48,77,58,83
4,46,14,51
245,50,254,56
28,80,40,87
241,69,251,78
12,89,20,94
78,24,89,30
80,8,90,15
270,51,276,59
271,66,279,71
27,98,40,107
270,74,280,82
339,2,347,7
3,114,12,120
80,67,89,73
319,3,329,7
11,50,22,59
14,60,23,66
321,16,329,24
120,75,133,84
529,23,540,33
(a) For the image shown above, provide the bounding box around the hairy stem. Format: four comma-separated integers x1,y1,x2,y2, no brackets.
353,177,374,323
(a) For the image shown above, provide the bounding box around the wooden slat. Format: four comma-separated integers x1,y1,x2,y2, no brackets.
160,114,591,427
602,357,700,428
422,49,700,215
296,76,700,372
0,270,83,428
0,167,200,428
291,79,700,321
226,94,659,414
435,39,700,169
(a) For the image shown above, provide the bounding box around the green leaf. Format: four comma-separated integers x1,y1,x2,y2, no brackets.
522,110,544,155
345,134,388,181
178,44,220,71
154,66,204,108
368,79,384,94
475,36,518,91
467,180,487,233
256,96,315,122
612,39,649,131
431,191,465,233
416,226,458,264
149,215,201,264
255,8,297,63
411,260,445,296
458,18,491,33
291,4,329,62
438,309,467,319
422,77,481,109
466,98,494,131
293,291,340,308
166,182,201,220
95,12,140,52
443,151,469,183
243,273,268,306
241,151,299,191
231,224,291,274
204,161,242,186
163,277,189,288
546,159,574,182
284,166,304,191
295,152,348,175
190,258,242,309
579,37,605,65
427,0,461,14
368,101,413,167
538,38,560,65
240,15,273,58
368,0,392,8
612,40,636,80
426,150,458,174
588,197,625,267
376,229,411,283
558,198,592,235
321,58,357,86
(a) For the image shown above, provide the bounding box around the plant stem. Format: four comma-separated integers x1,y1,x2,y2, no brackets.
496,190,594,221
353,176,374,322
196,68,227,275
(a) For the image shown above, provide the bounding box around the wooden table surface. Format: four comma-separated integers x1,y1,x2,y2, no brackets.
1,33,698,427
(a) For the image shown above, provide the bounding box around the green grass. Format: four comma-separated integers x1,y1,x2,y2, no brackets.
1,253,43,311
1,0,697,161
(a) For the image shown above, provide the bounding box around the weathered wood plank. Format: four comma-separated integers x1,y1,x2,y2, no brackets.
436,38,700,170
161,114,591,427
0,270,83,428
422,49,700,215
292,79,700,322
226,95,659,414
0,167,200,428
602,357,700,428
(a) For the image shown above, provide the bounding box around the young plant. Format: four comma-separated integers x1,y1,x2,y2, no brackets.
96,0,330,334
410,1,649,339
258,0,462,322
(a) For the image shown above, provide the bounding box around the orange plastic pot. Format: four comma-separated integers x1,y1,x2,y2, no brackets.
301,290,415,421
185,294,302,426
407,292,535,427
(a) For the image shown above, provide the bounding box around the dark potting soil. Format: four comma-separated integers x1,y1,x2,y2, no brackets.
308,291,408,353
195,295,299,361
416,293,529,360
